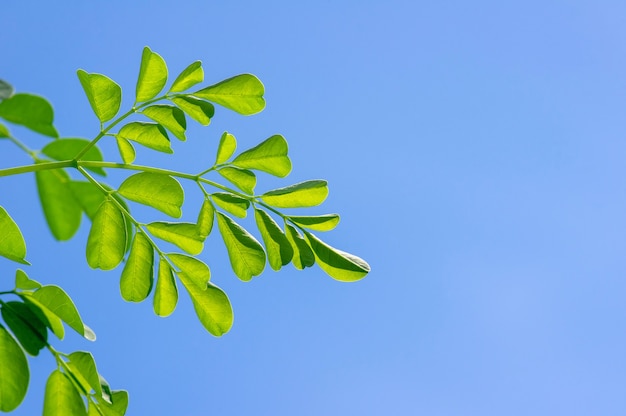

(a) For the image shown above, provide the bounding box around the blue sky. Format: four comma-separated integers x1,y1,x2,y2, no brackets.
3,1,626,415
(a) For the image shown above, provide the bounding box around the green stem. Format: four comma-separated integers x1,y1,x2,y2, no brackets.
0,160,74,177
7,135,37,158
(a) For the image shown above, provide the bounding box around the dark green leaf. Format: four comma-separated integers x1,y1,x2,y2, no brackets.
169,253,211,289
1,301,47,356
36,168,82,241
43,370,87,416
303,231,370,282
147,222,203,255
42,138,105,176
289,214,340,231
178,277,233,336
261,180,328,208
193,74,265,115
254,209,293,271
117,122,172,154
216,212,265,281
218,167,256,194
0,93,58,137
170,96,214,126
169,61,203,93
0,79,13,100
285,224,315,270
0,205,28,264
142,105,186,141
215,131,236,164
0,325,29,412
118,172,183,217
15,269,41,290
231,135,291,177
212,192,250,218
153,258,178,317
196,199,214,239
136,46,168,102
86,199,127,270
77,70,121,123
120,232,154,302
115,136,136,164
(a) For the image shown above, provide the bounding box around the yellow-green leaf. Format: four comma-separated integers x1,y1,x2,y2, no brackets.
153,259,178,317
231,135,291,177
216,212,265,281
42,138,105,176
193,74,265,115
285,224,315,270
43,370,87,416
261,180,328,208
215,131,236,164
120,232,154,302
0,206,28,264
169,253,211,289
212,193,249,218
142,105,186,141
169,61,203,93
196,199,214,239
86,199,127,270
0,93,58,137
77,70,121,123
254,209,293,271
303,231,370,282
289,214,340,231
171,96,214,126
36,168,82,241
115,136,136,164
117,122,172,154
118,172,183,218
0,325,29,412
178,277,233,336
147,222,203,255
136,46,167,102
218,166,256,194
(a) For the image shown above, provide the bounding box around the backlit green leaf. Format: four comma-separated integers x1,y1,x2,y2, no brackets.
303,231,370,282
67,351,101,396
147,222,203,255
154,258,178,317
231,135,291,177
117,122,172,154
36,168,82,241
169,61,203,93
0,79,13,100
42,138,105,176
261,180,328,208
215,131,236,164
86,199,127,270
254,209,293,271
171,96,214,126
289,214,340,231
0,122,9,138
0,325,29,412
178,277,233,336
285,224,315,270
120,232,154,302
89,390,128,416
118,172,183,217
0,93,58,137
15,269,41,290
212,192,249,218
1,301,47,356
136,46,168,102
115,136,136,164
0,206,28,264
216,212,265,281
29,285,93,340
43,370,87,416
142,105,186,141
169,253,210,289
193,74,265,115
196,199,214,239
77,70,121,123
218,167,256,194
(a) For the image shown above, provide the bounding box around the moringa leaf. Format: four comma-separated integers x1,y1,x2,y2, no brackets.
288,214,340,231
303,231,370,282
43,370,87,416
36,168,82,241
117,122,172,154
142,105,186,141
218,166,256,194
120,232,154,302
231,135,291,177
211,192,250,218
15,269,41,290
0,325,29,412
196,199,215,239
169,253,211,290
285,224,315,270
42,138,105,176
193,74,265,115
261,180,328,208
216,212,265,281
254,209,293,271
77,70,121,123
0,93,58,137
1,301,47,356
171,96,214,126
178,276,233,336
147,222,203,255
0,205,28,264
115,136,136,164
67,351,101,396
215,131,236,164
0,122,9,138
118,172,183,218
86,199,127,270
136,46,168,102
153,258,178,317
169,61,203,93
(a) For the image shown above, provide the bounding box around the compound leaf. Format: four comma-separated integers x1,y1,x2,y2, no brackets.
285,224,315,270
255,209,293,271
0,93,58,137
77,70,121,123
169,253,210,289
169,61,203,93
178,277,233,336
42,138,105,176
0,206,28,264
231,135,291,177
193,74,265,115
171,96,213,126
212,192,249,218
0,325,29,412
153,259,178,317
86,199,127,270
117,122,172,154
43,370,86,416
303,231,370,282
120,232,154,302
36,168,82,241
215,131,236,164
218,167,256,194
1,301,47,356
288,214,340,231
216,212,265,281
261,180,328,208
136,46,168,102
142,105,186,141
118,172,183,218
147,222,203,255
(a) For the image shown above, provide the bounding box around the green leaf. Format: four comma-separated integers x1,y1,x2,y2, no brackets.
36,168,82,241
178,277,233,336
1,301,47,356
77,70,121,123
171,96,214,126
142,105,186,141
193,74,265,115
169,253,210,289
0,93,58,137
196,199,214,239
231,135,291,177
115,136,136,164
136,46,168,102
89,390,128,416
261,180,328,208
212,192,250,218
147,222,203,255
218,167,256,194
0,205,28,264
43,370,87,416
67,351,101,396
215,131,236,164
169,61,203,93
120,232,154,302
118,172,183,217
216,212,265,281
0,325,29,412
15,269,41,290
117,122,172,154
153,258,178,317
254,209,293,271
86,199,127,270
285,224,315,270
42,138,105,176
289,214,340,231
303,231,370,282
0,79,13,100
0,122,9,138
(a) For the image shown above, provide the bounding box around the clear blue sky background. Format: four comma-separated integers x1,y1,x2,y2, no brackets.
2,1,626,415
